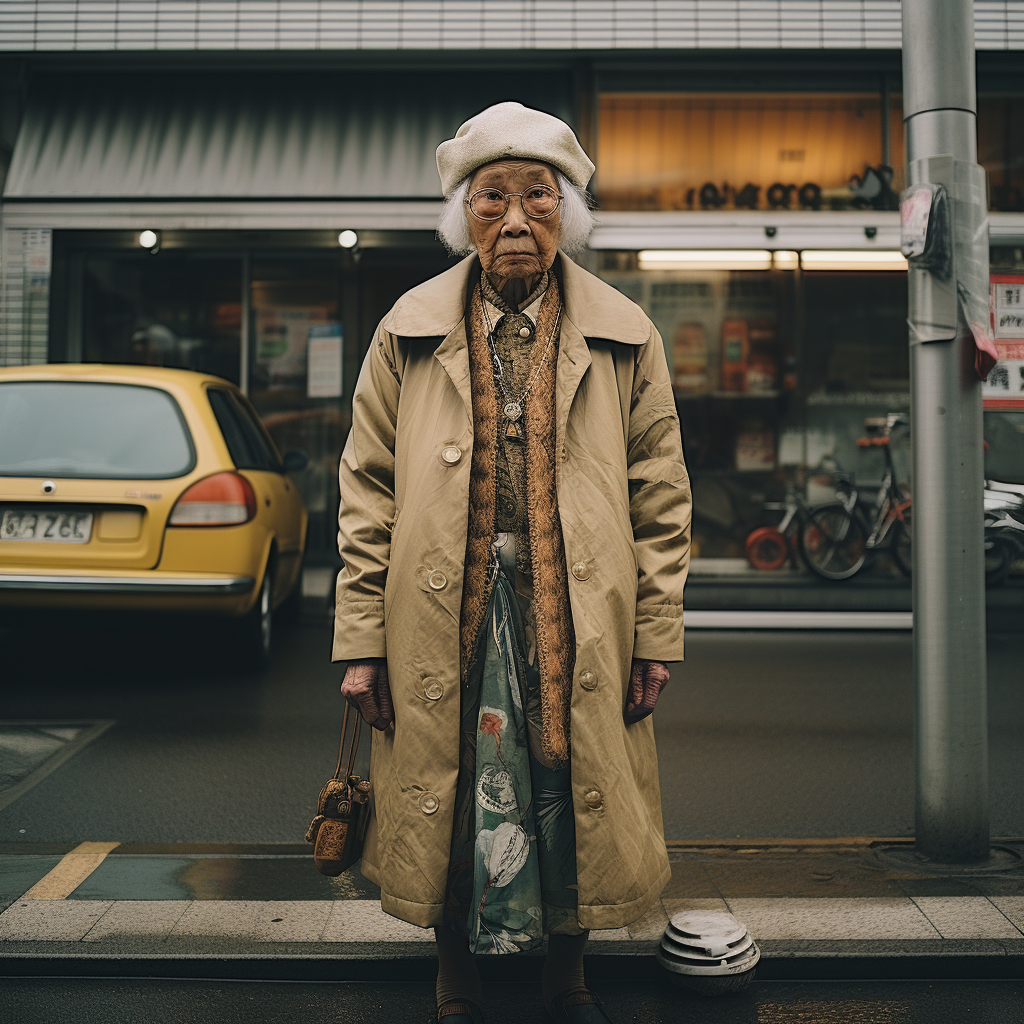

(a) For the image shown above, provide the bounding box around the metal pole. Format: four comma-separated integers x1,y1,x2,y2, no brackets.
902,0,989,863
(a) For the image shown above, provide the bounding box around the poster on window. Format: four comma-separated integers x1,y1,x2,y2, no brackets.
255,305,333,391
986,275,1024,409
307,322,344,398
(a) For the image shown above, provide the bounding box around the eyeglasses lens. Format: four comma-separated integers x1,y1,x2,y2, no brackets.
470,190,508,219
522,187,558,217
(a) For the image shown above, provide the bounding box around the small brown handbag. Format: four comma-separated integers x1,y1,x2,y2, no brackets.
304,703,371,876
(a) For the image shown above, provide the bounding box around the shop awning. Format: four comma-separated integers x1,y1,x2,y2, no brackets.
4,73,574,201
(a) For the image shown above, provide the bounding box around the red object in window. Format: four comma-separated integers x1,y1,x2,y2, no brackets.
169,472,257,527
745,526,789,571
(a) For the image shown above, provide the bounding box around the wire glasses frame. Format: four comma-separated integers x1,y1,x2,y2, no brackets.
465,184,564,221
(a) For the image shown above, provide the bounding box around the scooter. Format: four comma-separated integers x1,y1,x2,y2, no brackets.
984,481,1024,586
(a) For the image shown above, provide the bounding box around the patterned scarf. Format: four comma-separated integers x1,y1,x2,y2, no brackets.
460,270,576,761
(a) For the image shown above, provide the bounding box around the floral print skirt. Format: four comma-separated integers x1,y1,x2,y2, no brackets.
443,534,581,953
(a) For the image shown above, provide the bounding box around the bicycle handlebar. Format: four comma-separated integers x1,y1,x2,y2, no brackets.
863,412,909,436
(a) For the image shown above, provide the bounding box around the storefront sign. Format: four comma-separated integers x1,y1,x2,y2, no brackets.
985,274,1024,408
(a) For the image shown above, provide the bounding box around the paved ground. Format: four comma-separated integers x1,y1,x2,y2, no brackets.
2,840,1022,973
2,616,1022,995
1,618,1021,843
4,979,1024,1024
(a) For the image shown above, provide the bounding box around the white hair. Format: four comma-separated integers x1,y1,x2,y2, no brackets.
436,170,595,258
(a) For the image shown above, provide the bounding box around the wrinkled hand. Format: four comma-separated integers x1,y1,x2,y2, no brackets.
340,658,394,730
625,659,671,724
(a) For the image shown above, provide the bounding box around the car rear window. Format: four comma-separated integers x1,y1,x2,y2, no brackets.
208,388,282,472
0,381,196,479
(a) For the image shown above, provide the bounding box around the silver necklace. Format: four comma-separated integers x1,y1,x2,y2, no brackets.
481,284,561,437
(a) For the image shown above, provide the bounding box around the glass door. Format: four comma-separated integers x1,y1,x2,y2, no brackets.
248,254,347,564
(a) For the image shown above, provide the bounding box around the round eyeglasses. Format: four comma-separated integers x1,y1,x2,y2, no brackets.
465,184,563,221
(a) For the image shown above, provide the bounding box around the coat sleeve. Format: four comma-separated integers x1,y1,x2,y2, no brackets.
332,326,402,662
627,324,692,662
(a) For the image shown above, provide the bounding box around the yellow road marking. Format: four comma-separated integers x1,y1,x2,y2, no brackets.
21,842,120,900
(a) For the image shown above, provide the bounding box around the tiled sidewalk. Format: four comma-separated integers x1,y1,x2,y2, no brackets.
1,840,1022,979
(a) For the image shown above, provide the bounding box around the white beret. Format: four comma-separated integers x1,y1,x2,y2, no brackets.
436,101,595,196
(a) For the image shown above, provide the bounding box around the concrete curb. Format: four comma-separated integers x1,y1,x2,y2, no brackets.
1,946,1023,982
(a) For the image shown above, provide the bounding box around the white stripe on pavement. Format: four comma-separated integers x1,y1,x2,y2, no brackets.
685,611,913,630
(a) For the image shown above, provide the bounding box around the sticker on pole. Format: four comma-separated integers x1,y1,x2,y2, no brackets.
900,183,950,275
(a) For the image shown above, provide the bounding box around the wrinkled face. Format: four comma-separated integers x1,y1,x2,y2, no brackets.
466,160,562,284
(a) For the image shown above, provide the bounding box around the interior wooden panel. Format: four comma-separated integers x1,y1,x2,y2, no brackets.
597,93,894,210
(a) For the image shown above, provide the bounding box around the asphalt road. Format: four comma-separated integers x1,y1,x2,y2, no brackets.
3,979,1022,1024
1,615,1022,843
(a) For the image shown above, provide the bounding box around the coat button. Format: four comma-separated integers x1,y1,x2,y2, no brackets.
428,570,448,590
579,670,597,691
584,789,603,810
441,445,462,465
571,561,591,581
518,326,532,339
419,793,440,815
424,679,444,700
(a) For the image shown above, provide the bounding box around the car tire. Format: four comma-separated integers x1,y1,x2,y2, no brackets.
237,566,273,670
275,541,307,626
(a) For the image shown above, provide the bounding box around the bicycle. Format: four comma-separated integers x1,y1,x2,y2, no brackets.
798,413,912,581
744,458,867,576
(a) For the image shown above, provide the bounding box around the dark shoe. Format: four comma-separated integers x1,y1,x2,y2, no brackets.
546,988,613,1023
430,999,485,1024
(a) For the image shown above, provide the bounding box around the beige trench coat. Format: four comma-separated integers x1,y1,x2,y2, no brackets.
333,252,692,930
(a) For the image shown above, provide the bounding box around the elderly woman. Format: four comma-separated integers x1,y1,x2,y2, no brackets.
336,102,691,1024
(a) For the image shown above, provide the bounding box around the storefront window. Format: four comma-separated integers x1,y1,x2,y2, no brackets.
598,90,1023,213
248,255,346,562
597,93,900,212
598,252,911,576
979,97,1024,213
81,253,243,383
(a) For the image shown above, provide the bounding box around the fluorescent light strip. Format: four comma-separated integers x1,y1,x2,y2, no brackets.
638,249,773,271
801,250,908,271
636,250,908,272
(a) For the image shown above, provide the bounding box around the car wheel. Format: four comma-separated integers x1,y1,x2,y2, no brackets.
238,566,273,670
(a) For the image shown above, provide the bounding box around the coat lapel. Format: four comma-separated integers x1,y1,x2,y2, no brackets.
555,314,592,448
432,319,473,427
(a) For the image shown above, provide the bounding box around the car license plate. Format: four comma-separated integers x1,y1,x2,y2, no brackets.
0,509,94,544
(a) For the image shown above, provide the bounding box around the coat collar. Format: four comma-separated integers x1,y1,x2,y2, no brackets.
379,251,651,346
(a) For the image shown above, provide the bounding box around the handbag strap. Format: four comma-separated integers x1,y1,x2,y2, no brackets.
333,702,362,782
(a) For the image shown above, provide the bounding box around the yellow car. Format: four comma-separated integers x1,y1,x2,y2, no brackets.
0,364,308,667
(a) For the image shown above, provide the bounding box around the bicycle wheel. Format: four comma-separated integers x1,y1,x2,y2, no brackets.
892,506,912,577
799,503,868,580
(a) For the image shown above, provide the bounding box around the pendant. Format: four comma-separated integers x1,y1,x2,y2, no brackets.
503,401,523,422
504,419,526,444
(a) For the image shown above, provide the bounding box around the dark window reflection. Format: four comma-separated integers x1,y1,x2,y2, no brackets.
82,255,242,383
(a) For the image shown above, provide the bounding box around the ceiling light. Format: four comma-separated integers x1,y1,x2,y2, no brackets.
338,230,359,249
638,250,774,272
772,251,799,271
138,230,159,249
800,250,908,271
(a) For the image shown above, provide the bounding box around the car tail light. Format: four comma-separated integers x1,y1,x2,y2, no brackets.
169,472,257,527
